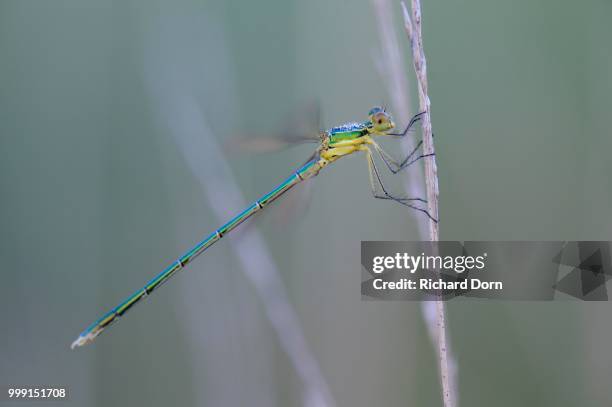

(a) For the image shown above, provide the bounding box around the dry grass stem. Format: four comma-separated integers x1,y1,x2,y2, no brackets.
401,2,455,407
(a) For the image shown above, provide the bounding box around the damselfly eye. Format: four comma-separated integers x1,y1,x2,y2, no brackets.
371,111,394,132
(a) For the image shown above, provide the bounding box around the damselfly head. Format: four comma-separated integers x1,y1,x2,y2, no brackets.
368,106,395,133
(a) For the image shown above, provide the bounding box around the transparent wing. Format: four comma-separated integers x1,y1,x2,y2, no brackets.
227,102,322,154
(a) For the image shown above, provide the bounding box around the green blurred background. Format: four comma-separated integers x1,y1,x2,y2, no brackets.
1,0,611,406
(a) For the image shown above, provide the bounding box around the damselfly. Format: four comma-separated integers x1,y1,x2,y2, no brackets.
71,107,434,348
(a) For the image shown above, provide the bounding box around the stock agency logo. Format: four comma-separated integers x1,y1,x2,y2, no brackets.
371,252,498,292
361,241,612,301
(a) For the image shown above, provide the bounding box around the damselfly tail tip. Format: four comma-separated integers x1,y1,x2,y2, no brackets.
70,332,97,349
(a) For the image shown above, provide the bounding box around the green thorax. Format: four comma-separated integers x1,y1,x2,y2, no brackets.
327,121,371,145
